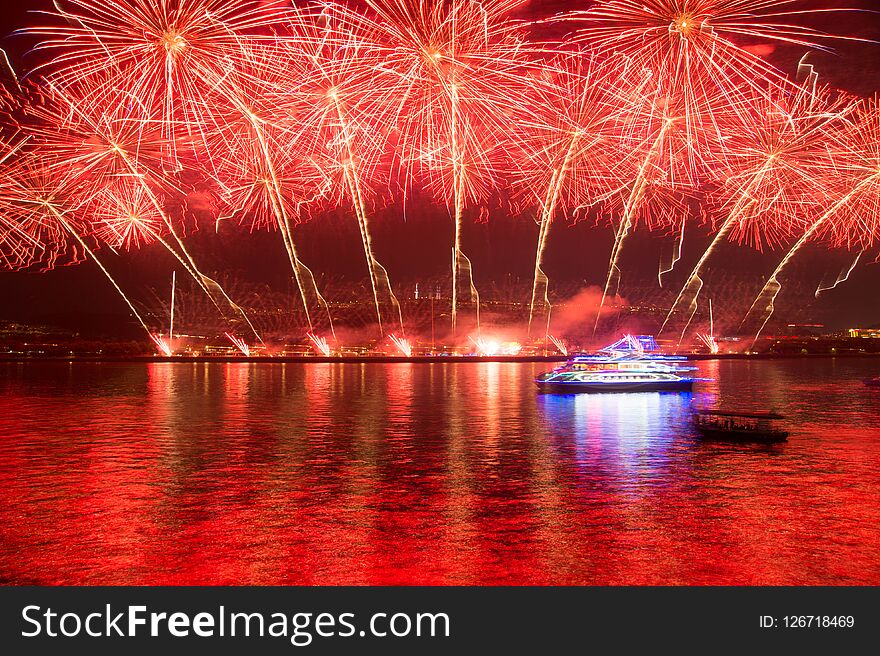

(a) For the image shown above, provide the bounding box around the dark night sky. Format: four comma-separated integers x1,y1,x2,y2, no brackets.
1,1,879,336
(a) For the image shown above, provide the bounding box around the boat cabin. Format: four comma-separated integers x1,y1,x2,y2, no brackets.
693,410,788,442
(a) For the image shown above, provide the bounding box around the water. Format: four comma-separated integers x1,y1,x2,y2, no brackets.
0,358,878,585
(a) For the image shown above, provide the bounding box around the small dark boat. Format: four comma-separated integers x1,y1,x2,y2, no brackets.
864,376,880,388
692,410,788,443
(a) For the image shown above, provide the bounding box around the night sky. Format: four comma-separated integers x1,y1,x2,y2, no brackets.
1,1,879,336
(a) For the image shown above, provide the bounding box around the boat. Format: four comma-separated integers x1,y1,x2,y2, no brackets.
864,376,880,388
535,335,701,393
692,410,788,442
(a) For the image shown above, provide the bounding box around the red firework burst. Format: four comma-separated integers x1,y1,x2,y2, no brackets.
718,78,855,250
810,96,880,249
333,0,538,206
26,0,290,168
91,179,167,250
0,149,82,270
565,0,852,180
511,50,647,217
21,80,170,193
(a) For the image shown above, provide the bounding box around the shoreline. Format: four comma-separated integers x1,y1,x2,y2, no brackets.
2,352,880,364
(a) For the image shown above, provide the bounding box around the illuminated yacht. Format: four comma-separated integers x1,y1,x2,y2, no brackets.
535,335,699,393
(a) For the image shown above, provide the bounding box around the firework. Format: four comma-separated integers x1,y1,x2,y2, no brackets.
567,0,841,330
696,298,719,353
696,333,719,354
169,270,176,341
335,0,538,333
566,1,849,128
204,46,337,336
661,78,853,343
224,332,250,357
389,334,413,357
512,51,648,338
21,79,263,341
150,333,173,356
741,96,880,343
26,0,288,168
547,334,567,356
469,336,522,356
469,336,499,356
0,0,872,354
0,143,157,339
0,139,70,270
279,5,404,336
307,332,332,357
91,180,166,251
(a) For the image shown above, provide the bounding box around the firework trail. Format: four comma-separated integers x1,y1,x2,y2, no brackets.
150,334,173,355
204,46,337,337
592,112,683,335
169,271,175,341
696,298,719,353
281,5,404,336
338,0,537,334
661,79,852,343
741,98,880,343
815,250,863,297
658,216,686,287
514,52,646,338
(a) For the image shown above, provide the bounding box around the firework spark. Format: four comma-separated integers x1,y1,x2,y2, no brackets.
389,334,413,357
224,332,250,356
150,333,173,356
307,332,332,357
547,334,568,356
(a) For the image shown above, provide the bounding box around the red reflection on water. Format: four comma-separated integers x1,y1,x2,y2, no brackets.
0,360,879,585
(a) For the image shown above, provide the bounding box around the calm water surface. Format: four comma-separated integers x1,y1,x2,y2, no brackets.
0,359,878,585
